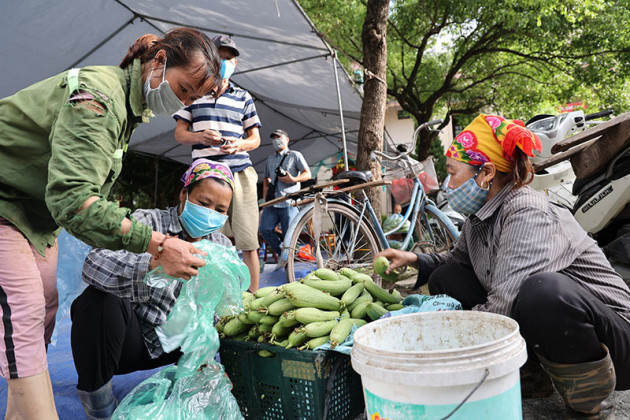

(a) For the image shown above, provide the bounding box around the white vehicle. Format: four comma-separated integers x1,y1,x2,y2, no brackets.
526,110,613,208
533,111,630,285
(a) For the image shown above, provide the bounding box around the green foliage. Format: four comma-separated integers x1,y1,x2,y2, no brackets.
429,136,447,183
109,152,188,210
300,0,630,155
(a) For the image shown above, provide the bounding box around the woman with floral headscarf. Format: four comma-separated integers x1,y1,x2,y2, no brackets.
376,115,630,418
69,159,235,418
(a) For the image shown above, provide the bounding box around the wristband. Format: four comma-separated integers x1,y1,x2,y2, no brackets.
155,234,175,260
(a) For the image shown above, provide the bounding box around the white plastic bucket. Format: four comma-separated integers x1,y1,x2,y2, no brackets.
351,311,527,419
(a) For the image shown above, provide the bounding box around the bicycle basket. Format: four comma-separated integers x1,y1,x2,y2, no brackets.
384,157,439,204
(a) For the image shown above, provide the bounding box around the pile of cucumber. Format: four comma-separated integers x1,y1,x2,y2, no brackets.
217,267,403,351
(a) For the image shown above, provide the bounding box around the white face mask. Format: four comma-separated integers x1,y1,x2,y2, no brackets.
143,58,186,116
272,137,285,151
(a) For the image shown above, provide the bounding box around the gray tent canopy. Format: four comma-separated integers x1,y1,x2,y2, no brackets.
0,0,363,176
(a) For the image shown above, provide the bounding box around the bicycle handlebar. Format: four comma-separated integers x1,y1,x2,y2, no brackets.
426,119,444,126
585,110,613,121
372,149,406,161
373,119,443,161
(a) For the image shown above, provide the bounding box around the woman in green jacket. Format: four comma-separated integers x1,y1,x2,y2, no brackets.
0,27,220,419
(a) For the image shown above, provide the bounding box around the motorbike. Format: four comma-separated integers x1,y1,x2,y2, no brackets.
526,110,613,208
531,111,630,285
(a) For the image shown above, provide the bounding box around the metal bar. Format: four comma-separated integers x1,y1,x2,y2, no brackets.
383,181,419,236
364,197,388,249
331,51,349,169
135,14,328,52
402,180,424,250
235,53,330,76
67,14,139,69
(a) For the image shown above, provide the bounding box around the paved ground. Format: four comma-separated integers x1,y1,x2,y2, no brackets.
523,390,630,419
263,265,630,418
395,277,630,419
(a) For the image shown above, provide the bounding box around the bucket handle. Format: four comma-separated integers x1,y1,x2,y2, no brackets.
440,368,490,420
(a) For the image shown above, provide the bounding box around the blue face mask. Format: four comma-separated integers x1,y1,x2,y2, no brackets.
179,195,228,238
443,166,490,217
219,59,235,80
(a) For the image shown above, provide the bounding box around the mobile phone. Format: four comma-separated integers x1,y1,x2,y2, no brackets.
220,137,230,145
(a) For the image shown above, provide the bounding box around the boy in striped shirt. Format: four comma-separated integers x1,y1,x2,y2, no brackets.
174,35,261,290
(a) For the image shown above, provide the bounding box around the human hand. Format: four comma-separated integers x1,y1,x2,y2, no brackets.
219,137,240,154
278,173,294,183
201,130,222,146
374,248,417,275
158,237,207,280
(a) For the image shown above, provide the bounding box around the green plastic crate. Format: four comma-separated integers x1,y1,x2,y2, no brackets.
219,338,365,420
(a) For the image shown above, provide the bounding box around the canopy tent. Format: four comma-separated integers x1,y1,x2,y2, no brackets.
0,0,363,176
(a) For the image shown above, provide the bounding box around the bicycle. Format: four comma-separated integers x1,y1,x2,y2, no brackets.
262,119,460,283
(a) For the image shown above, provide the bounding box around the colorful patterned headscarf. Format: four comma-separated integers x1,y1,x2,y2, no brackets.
181,159,234,190
446,114,542,172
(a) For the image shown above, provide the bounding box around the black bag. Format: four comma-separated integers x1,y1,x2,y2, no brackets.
265,183,276,202
265,152,290,202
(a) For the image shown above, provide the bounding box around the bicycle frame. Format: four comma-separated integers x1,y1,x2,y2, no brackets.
278,176,460,264
371,176,459,250
279,196,379,264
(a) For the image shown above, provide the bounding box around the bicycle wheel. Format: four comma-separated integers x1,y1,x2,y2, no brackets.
285,202,381,283
413,206,458,254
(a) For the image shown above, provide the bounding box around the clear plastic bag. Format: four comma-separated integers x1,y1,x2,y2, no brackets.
51,229,91,345
113,240,249,418
382,213,410,233
113,363,242,420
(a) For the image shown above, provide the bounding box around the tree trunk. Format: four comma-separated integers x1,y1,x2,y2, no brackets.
355,0,388,217
416,129,437,161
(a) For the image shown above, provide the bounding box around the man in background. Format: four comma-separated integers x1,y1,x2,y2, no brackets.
260,129,311,256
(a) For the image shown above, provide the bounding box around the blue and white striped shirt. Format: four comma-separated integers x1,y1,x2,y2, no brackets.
173,82,261,172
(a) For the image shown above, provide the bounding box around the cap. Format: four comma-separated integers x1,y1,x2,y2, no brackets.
212,35,240,57
270,129,289,139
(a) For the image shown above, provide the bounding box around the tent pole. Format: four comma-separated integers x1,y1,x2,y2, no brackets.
331,51,349,169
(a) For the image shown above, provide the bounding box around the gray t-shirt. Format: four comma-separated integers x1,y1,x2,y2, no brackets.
264,149,309,208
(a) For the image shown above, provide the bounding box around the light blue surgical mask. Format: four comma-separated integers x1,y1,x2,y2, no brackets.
443,166,490,217
179,194,228,238
143,58,186,116
220,59,235,80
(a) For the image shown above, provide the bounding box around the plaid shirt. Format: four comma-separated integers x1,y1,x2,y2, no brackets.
81,206,232,358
